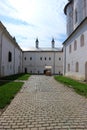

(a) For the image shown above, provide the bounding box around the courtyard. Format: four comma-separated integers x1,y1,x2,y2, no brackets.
0,75,87,130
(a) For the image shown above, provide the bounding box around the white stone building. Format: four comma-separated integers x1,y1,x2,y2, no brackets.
0,22,23,77
23,39,63,75
63,0,87,80
0,22,63,77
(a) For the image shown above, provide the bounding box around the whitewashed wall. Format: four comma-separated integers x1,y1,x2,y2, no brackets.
0,23,23,77
23,51,63,75
63,20,87,80
65,0,87,36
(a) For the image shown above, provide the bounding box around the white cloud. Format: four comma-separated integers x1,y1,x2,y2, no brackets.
0,0,68,50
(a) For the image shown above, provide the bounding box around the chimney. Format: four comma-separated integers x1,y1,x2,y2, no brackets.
51,38,55,48
35,38,39,48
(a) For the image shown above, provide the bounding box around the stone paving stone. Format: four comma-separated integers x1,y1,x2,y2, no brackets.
0,75,87,130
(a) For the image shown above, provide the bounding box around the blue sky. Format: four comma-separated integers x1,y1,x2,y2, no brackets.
0,0,68,50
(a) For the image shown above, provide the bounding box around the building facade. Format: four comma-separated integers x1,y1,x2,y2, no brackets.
0,22,63,77
0,22,23,77
23,48,63,75
63,0,87,80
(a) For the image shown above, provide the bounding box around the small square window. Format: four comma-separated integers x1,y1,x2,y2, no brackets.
59,58,61,61
49,57,51,60
40,57,42,60
24,57,26,60
30,57,32,60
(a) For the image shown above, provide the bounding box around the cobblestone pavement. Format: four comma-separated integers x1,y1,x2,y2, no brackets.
0,75,87,130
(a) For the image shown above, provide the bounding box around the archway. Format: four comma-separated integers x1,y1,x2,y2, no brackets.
25,68,27,73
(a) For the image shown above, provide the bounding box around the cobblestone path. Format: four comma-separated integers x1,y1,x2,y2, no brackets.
0,75,87,130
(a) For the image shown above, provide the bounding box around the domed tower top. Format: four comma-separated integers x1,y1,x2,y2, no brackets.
35,38,39,48
64,0,73,36
64,0,73,15
51,38,55,48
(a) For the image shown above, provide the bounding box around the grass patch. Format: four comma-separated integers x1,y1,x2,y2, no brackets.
0,82,24,108
0,73,30,81
54,76,87,97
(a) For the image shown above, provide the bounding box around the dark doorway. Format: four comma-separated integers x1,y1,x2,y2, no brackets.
25,68,27,73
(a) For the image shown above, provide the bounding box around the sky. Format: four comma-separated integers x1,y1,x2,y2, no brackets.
0,0,68,50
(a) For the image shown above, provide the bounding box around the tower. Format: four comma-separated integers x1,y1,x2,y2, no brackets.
51,38,55,48
64,0,87,36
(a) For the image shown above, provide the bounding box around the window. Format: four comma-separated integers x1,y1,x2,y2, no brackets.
76,62,79,72
69,45,72,53
30,57,32,60
49,57,51,60
84,0,86,17
80,34,84,47
74,40,77,51
30,71,32,74
45,57,46,60
68,64,70,72
75,9,78,23
40,57,42,60
59,57,61,61
24,57,26,60
8,51,12,62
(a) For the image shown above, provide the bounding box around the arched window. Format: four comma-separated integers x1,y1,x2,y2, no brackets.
76,62,79,72
8,51,12,62
68,64,70,72
74,40,77,51
69,45,72,53
75,9,78,23
80,34,84,47
84,0,86,17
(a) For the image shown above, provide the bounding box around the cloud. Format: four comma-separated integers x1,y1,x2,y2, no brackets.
0,0,68,50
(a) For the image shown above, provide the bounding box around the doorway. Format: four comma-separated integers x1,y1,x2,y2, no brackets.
25,68,27,73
